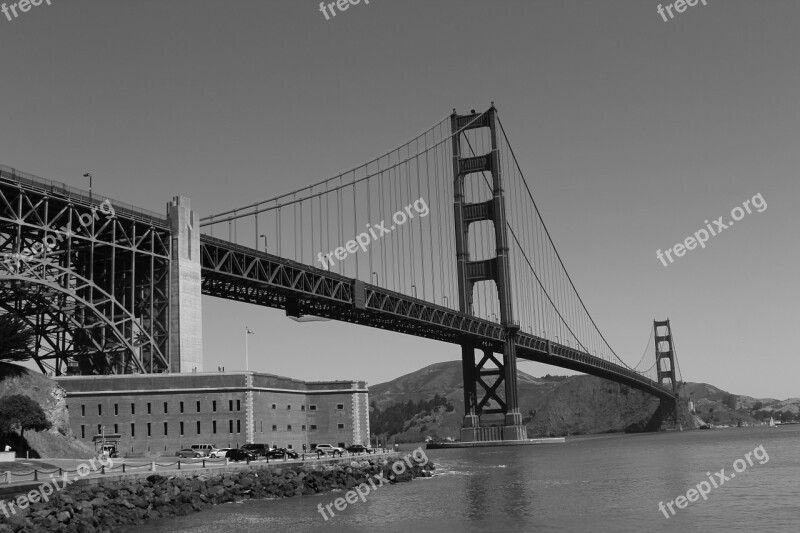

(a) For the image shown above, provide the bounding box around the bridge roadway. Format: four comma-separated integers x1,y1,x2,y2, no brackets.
200,235,675,401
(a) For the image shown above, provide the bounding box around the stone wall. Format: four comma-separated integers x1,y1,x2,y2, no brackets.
0,456,434,532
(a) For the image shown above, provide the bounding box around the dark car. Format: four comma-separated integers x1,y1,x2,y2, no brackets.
346,444,373,454
241,443,269,457
266,447,299,459
226,448,257,462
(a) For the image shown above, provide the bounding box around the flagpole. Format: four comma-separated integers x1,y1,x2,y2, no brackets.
245,326,249,371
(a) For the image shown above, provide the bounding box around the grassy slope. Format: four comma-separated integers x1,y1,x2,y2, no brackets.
0,362,96,459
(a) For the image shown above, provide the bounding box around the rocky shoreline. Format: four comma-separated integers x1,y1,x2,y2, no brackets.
0,457,434,532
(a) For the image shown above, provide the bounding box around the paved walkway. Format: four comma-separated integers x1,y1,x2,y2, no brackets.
0,451,395,492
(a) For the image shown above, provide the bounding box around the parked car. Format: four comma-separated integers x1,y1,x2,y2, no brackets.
241,443,270,457
266,447,299,459
314,444,345,456
190,444,216,457
209,448,231,458
345,444,373,454
175,448,204,458
226,448,257,462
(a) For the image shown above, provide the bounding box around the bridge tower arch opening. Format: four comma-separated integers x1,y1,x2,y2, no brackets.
451,105,527,442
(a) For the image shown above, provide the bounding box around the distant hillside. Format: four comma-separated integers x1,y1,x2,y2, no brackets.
685,382,799,426
370,361,799,442
0,362,96,458
369,361,680,442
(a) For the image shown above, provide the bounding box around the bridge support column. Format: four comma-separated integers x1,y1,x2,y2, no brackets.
451,105,527,443
654,319,679,430
460,345,480,442
502,328,527,440
168,196,203,373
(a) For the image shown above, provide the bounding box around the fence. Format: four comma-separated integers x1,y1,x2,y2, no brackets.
1,449,391,486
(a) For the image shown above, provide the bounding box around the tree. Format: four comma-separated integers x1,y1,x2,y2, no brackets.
0,394,51,453
752,401,763,411
0,313,33,362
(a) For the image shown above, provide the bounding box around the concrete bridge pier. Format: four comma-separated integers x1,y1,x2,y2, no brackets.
168,196,203,372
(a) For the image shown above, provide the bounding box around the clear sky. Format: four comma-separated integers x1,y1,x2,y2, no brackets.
1,1,798,399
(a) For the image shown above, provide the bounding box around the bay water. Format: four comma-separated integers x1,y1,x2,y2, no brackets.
139,425,800,533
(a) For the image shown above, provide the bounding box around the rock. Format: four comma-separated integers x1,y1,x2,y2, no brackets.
56,510,71,522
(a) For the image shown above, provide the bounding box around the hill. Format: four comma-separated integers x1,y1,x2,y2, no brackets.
370,361,798,442
370,361,678,442
0,362,96,458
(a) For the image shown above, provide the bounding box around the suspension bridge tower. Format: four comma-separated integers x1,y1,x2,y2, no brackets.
451,105,527,442
654,319,681,429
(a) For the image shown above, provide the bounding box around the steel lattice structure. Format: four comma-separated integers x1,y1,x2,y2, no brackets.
0,166,171,375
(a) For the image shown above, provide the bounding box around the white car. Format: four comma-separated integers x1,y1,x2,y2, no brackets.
209,448,231,458
314,444,345,456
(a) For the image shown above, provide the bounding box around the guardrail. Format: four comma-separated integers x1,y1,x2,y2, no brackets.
1,450,391,486
0,164,168,228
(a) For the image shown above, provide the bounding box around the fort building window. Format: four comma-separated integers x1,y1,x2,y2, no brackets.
147,423,151,437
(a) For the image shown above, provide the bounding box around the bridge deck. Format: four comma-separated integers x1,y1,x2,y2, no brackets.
200,235,675,401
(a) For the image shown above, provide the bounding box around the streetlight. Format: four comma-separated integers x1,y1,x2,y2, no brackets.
245,326,254,371
371,272,379,285
83,173,92,204
411,285,417,298
443,296,448,307
260,234,267,252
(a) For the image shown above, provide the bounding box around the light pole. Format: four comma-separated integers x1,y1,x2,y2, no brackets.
83,173,92,204
260,234,267,252
411,285,417,298
371,272,379,285
245,327,254,371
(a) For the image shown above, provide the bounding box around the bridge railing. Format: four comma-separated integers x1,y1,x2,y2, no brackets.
0,164,168,227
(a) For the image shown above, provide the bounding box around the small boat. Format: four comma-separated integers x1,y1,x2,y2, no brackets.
769,416,778,428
